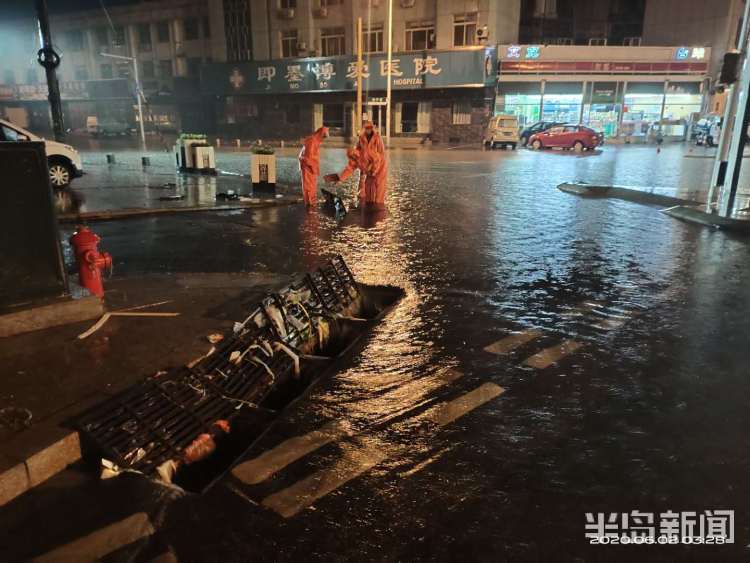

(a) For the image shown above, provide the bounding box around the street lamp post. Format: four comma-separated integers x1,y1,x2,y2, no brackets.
100,52,147,152
385,0,393,146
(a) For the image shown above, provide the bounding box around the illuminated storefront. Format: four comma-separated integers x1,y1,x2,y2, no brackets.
496,45,710,139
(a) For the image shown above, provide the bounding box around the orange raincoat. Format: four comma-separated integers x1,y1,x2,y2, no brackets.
356,123,387,204
298,126,329,204
337,147,366,199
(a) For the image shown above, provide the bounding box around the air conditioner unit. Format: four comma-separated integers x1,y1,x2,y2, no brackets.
623,36,642,46
476,26,488,40
400,0,416,8
297,42,307,51
277,8,295,19
588,37,607,46
314,7,329,18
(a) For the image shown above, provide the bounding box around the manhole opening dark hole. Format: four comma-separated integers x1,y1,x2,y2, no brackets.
74,256,404,493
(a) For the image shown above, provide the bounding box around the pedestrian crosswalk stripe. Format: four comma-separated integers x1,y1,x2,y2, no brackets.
261,438,392,518
31,512,154,563
232,420,353,485
484,330,542,355
523,339,583,369
261,382,504,518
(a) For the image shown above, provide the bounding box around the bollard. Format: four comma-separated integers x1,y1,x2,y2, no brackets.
142,156,151,167
280,140,285,148
106,154,116,164
236,139,241,148
216,138,221,147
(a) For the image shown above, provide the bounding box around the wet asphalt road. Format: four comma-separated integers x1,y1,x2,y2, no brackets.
15,142,750,561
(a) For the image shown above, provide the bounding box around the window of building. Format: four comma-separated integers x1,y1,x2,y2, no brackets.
321,0,343,5
280,0,297,8
160,60,173,77
499,94,541,127
323,103,344,129
187,57,201,77
321,27,345,56
364,25,384,53
95,27,109,47
116,62,130,78
184,18,199,41
453,13,478,47
452,101,472,125
542,93,582,123
405,22,435,51
622,92,663,136
224,0,253,61
67,30,84,51
142,60,155,79
286,105,300,123
74,65,89,80
138,24,152,51
113,26,126,47
3,70,16,85
101,64,113,79
203,16,211,38
157,21,170,42
282,29,298,57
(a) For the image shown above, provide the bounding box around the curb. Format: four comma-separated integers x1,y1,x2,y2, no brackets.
557,182,702,207
58,197,304,223
661,205,750,232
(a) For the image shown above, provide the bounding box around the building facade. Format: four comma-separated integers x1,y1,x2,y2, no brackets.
0,0,220,133
205,0,521,143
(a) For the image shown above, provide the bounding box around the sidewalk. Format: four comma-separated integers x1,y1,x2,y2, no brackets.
0,271,288,506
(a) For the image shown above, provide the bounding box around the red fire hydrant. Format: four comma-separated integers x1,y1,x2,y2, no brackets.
70,226,112,298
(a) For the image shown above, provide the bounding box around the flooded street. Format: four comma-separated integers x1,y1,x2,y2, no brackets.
49,143,749,561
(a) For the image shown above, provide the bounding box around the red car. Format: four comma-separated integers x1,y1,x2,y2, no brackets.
528,124,603,151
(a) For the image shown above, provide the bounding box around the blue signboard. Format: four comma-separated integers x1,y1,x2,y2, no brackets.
201,47,497,95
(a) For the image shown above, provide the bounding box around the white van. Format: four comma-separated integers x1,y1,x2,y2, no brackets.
0,118,83,188
484,114,520,150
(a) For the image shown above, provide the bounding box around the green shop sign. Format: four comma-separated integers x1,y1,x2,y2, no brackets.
201,47,497,95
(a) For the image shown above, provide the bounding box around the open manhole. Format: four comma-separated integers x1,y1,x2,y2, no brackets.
74,256,404,492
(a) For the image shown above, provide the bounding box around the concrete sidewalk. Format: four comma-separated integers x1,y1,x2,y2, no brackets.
0,272,288,506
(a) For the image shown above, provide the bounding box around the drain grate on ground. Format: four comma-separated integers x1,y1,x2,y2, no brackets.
75,256,362,479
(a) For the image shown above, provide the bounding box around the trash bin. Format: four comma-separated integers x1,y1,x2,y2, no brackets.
250,146,276,191
175,134,215,174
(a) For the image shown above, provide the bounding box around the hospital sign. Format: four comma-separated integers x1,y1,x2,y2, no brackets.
202,47,497,95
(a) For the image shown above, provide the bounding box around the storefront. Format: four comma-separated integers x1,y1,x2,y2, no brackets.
201,47,497,144
496,45,710,140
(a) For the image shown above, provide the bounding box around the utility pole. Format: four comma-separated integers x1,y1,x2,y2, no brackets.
707,0,750,213
356,17,363,133
385,0,393,146
716,0,750,217
35,0,65,141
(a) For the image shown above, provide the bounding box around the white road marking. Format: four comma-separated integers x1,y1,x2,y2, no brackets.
523,339,584,369
232,420,353,485
261,382,504,518
484,330,542,355
398,446,454,478
31,512,154,563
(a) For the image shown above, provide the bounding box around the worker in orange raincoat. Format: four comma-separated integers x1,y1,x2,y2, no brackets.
325,146,366,200
357,121,387,204
298,126,329,205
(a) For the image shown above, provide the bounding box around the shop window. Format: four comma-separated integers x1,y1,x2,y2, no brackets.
500,94,541,127
67,30,84,51
323,103,344,129
401,102,418,132
142,61,155,79
622,93,663,136
286,105,300,124
364,25,384,53
184,18,200,41
160,60,173,78
74,65,89,80
321,27,345,56
452,101,472,125
282,29,298,57
663,93,702,122
157,21,170,43
542,93,582,123
138,24,152,51
406,22,435,51
100,64,113,79
453,14,478,47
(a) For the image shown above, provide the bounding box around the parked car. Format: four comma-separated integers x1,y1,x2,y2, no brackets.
484,114,520,149
528,124,604,151
519,121,565,146
0,118,83,188
86,116,133,137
